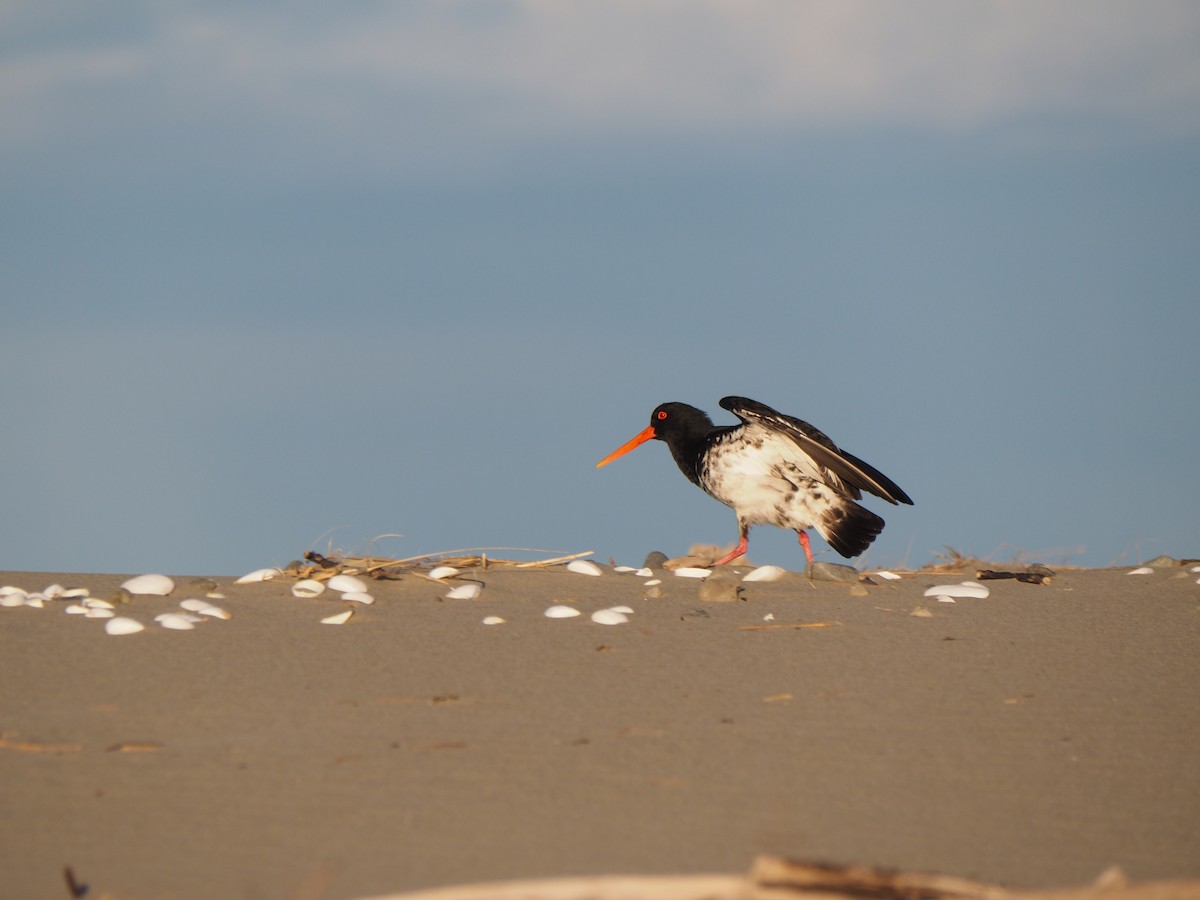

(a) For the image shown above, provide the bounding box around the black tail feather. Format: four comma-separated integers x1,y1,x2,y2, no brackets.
820,502,885,559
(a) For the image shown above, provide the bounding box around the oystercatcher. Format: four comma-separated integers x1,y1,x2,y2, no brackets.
596,396,913,567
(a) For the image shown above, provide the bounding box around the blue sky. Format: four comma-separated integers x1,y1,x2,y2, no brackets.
3,1,1198,575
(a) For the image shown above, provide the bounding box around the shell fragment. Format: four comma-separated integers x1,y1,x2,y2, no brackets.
673,567,712,579
922,582,990,600
105,617,145,635
341,591,375,605
590,608,629,625
742,565,787,583
320,609,354,625
291,579,326,598
482,616,506,625
326,574,368,594
544,605,581,619
566,559,603,577
156,613,197,630
120,574,175,596
875,570,902,581
1127,567,1154,575
235,567,281,584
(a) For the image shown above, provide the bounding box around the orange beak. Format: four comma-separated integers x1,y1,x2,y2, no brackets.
595,425,657,468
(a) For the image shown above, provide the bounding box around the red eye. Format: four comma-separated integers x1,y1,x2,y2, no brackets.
656,410,667,420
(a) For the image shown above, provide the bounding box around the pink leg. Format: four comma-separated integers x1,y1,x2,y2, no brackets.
712,530,749,566
797,530,815,565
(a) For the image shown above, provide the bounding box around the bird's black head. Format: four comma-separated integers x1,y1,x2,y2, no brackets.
596,401,716,487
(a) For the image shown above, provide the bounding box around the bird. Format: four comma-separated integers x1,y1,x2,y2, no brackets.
595,396,913,567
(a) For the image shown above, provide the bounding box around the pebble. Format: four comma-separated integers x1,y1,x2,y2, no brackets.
808,561,860,582
698,573,745,602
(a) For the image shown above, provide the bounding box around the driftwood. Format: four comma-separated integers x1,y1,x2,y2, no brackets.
357,855,1200,900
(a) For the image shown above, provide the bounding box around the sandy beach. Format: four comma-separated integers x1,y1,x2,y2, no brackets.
1,560,1198,899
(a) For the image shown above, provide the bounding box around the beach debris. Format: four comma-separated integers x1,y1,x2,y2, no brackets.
105,617,145,635
320,609,354,625
738,620,842,631
291,579,326,598
911,606,934,617
0,732,83,754
235,567,281,584
155,613,198,630
566,559,604,576
544,605,581,619
590,608,629,625
923,581,990,600
428,566,459,580
1126,567,1154,575
120,574,175,596
742,565,787,582
976,567,1053,584
874,570,902,580
808,561,860,582
764,613,775,621
106,741,163,753
482,616,506,625
673,567,712,579
341,591,375,605
445,583,483,600
327,573,369,593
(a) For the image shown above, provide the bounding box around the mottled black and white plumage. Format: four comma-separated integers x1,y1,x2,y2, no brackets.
596,396,913,566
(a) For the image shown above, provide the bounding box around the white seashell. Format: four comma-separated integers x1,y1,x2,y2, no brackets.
763,613,776,621
0,585,27,597
742,565,787,583
65,604,89,615
106,617,145,635
43,583,66,599
428,566,459,580
320,609,353,625
936,596,956,604
326,574,368,593
121,574,175,596
875,570,902,581
591,609,629,625
1191,565,1200,573
235,567,280,584
1127,567,1154,575
85,608,116,618
24,596,45,609
635,567,653,577
156,613,197,630
445,583,482,600
83,598,115,610
608,605,634,614
544,605,581,619
644,578,662,586
60,587,91,599
673,567,712,579
341,591,375,605
923,582,990,599
482,616,506,625
180,599,211,612
613,566,638,573
206,592,225,600
1,593,27,608
291,579,326,598
566,559,603,576
195,605,231,620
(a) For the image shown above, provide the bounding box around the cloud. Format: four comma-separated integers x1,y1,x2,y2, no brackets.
3,0,1199,181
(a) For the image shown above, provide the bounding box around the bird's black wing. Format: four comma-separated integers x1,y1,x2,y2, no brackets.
720,396,913,506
